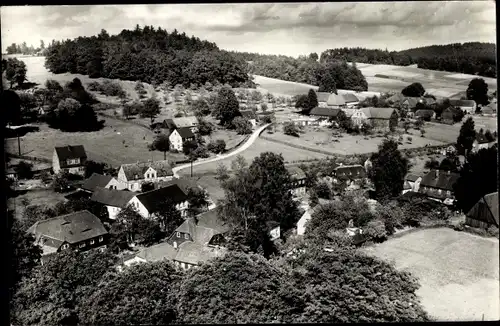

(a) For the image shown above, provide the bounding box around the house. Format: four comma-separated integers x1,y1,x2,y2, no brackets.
418,169,460,205
405,174,422,192
351,107,398,130
81,173,124,193
441,107,456,124
402,97,421,111
309,107,341,126
472,133,497,153
267,221,281,241
449,99,476,114
91,187,136,220
286,166,307,197
480,103,496,116
52,145,87,176
387,93,406,104
240,109,258,128
326,93,347,108
169,127,195,152
465,192,499,229
414,109,435,121
128,183,189,219
316,92,331,108
27,210,108,261
6,168,17,181
423,97,437,108
117,160,174,192
402,181,412,194
342,93,360,107
333,164,366,183
341,108,356,118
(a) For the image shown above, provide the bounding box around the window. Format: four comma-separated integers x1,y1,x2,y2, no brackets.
177,232,181,238
90,239,95,245
62,244,69,250
79,243,86,248
184,233,189,239
447,190,451,196
99,236,104,242
438,189,442,195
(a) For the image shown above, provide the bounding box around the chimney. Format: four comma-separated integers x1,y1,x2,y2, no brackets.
173,241,178,249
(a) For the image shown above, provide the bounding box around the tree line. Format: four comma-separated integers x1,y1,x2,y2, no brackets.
44,25,251,87
5,40,46,55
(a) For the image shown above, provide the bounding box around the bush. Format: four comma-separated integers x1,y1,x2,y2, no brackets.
207,139,226,154
364,219,388,243
283,121,299,137
232,116,252,134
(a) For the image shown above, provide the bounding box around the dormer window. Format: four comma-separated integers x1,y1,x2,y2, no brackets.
99,236,104,242
61,244,69,250
79,243,86,249
184,234,189,239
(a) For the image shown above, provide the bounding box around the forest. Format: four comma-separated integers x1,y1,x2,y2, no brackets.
320,42,496,78
44,25,251,87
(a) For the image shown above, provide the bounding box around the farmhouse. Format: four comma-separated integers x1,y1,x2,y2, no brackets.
169,127,195,152
481,103,496,116
286,166,307,197
449,99,476,114
309,107,341,126
52,145,87,176
91,187,136,220
315,91,331,108
117,160,174,192
342,93,360,107
441,107,456,124
267,221,281,241
472,134,497,153
163,116,199,133
326,93,347,108
333,164,366,183
128,183,189,219
240,109,258,127
418,169,459,205
415,109,435,121
82,173,123,192
27,210,108,261
351,107,398,130
465,192,499,229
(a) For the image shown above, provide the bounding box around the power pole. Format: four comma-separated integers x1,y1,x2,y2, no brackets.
17,133,21,156
190,159,193,177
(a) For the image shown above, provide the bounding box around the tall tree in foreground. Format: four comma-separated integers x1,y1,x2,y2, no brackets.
370,139,409,201
456,117,476,155
4,58,27,88
466,78,489,107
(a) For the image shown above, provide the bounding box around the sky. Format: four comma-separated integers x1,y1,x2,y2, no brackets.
1,2,496,57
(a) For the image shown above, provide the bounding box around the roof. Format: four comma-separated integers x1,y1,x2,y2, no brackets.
176,127,195,139
415,109,435,118
420,169,460,191
135,184,188,212
387,93,406,103
466,192,499,227
334,165,366,179
54,145,87,165
342,93,359,103
341,108,356,117
424,97,437,106
309,107,341,117
163,118,175,129
81,173,113,192
403,97,420,108
175,241,226,265
326,93,346,106
405,174,421,182
91,187,136,207
403,180,412,190
316,92,331,102
175,209,229,241
136,241,178,262
360,107,397,119
475,133,493,144
120,160,173,181
172,116,198,128
287,166,306,180
240,109,257,120
27,210,108,247
450,99,475,107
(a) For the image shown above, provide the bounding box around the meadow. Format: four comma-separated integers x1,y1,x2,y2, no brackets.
362,228,500,321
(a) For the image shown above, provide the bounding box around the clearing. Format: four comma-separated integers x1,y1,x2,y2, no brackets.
362,227,499,321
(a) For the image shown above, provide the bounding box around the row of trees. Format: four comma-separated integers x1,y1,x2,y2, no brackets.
44,26,251,87
5,40,46,55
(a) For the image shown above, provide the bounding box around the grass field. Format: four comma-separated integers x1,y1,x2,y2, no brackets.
8,189,67,220
252,75,318,97
4,119,186,167
362,228,499,321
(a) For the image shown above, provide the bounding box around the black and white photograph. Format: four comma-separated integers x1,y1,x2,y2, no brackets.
2,2,498,324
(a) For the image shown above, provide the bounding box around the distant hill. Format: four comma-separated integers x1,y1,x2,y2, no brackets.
320,42,496,78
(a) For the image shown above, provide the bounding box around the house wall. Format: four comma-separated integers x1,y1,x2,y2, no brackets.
419,186,453,200
67,166,85,176
297,212,312,236
465,217,492,229
371,118,391,130
106,205,122,220
127,197,189,219
167,231,192,246
106,178,126,190
318,102,328,108
351,110,368,127
52,150,61,174
169,131,183,151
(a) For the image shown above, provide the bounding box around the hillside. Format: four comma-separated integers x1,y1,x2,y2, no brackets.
44,25,251,87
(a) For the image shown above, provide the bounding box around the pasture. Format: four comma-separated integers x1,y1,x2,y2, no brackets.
362,228,499,321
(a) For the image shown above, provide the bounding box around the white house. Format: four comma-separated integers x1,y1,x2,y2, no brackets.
117,160,174,192
52,145,87,176
342,93,360,107
286,166,307,198
169,127,195,152
128,183,190,219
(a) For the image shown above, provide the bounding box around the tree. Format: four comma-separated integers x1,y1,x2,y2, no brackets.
151,134,170,160
232,116,252,134
115,206,163,245
79,261,181,326
466,78,489,107
141,181,155,192
401,82,425,97
313,181,331,199
337,110,354,132
4,58,27,88
141,98,161,123
306,89,318,112
424,159,440,170
14,161,33,179
484,129,495,142
250,90,263,103
294,94,309,110
3,89,22,125
213,86,240,126
186,186,210,218
308,52,319,61
182,139,199,158
84,160,107,178
151,196,183,235
53,172,71,192
403,120,411,133
207,139,226,153
360,122,373,135
456,117,476,155
192,98,211,116
283,121,300,137
370,139,409,201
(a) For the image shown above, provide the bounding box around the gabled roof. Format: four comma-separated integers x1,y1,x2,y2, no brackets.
359,107,397,119
287,166,306,180
316,92,331,102
91,187,135,208
342,93,359,103
175,209,229,241
450,99,475,107
120,160,173,181
405,174,421,182
415,109,435,119
403,97,420,108
135,184,188,212
136,241,178,262
341,108,356,117
334,165,366,179
172,116,198,128
475,133,491,144
424,97,437,106
81,173,114,192
309,107,341,117
420,169,460,191
466,192,499,227
175,241,226,265
176,127,195,139
54,145,87,163
326,93,346,106
163,118,176,129
27,210,108,247
403,180,412,190
240,109,257,120
387,93,406,103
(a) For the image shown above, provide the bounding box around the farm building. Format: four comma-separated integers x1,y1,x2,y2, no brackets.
449,99,476,114
402,97,421,111
472,133,497,153
342,93,360,107
441,107,457,124
169,127,196,151
286,166,307,198
315,92,331,107
82,173,124,192
405,174,422,192
333,164,366,183
326,93,347,108
128,183,189,218
163,116,199,133
309,107,341,126
418,169,459,205
91,187,136,220
117,160,174,192
481,103,497,116
52,145,87,176
465,192,499,229
423,97,437,108
415,109,436,121
351,107,398,130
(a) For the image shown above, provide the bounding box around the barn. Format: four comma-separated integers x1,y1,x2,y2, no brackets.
465,192,499,229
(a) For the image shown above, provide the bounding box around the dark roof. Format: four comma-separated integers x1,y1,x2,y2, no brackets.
91,187,135,207
54,145,87,167
163,118,176,129
81,173,114,192
240,109,257,120
136,241,178,262
287,166,306,180
27,210,108,247
334,165,366,179
360,107,397,119
342,93,359,103
403,180,412,190
309,107,341,117
135,184,188,212
403,97,420,108
120,160,173,181
466,192,499,227
175,241,226,265
450,99,475,107
415,109,435,119
420,170,460,191
388,93,406,103
405,174,421,182
172,116,198,128
316,92,331,102
176,127,195,139
475,133,490,144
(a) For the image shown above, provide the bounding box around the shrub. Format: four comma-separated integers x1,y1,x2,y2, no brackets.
364,219,388,243
283,121,299,137
232,116,252,135
207,139,226,154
